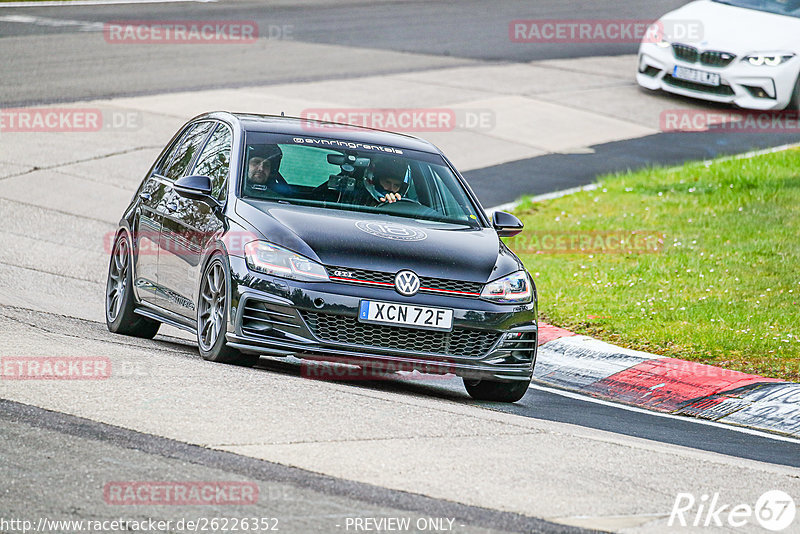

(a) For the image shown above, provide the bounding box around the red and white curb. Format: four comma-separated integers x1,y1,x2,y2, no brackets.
534,324,800,438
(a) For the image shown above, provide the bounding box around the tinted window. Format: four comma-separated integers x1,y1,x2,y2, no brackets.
154,126,190,176
193,124,232,200
163,122,213,181
241,142,482,226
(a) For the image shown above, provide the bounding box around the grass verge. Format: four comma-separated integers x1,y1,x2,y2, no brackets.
507,148,800,381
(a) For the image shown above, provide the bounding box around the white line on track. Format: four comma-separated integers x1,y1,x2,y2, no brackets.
530,383,800,444
484,142,800,215
0,0,213,8
0,14,103,30
485,184,599,216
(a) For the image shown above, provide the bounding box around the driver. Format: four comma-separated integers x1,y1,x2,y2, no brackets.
244,145,288,197
359,156,408,205
247,157,271,191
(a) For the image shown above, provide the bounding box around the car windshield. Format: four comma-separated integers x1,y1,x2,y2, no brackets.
240,136,484,227
712,0,800,17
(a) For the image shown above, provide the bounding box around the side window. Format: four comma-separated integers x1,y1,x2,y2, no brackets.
154,126,190,176
429,166,469,221
193,124,232,200
163,122,213,181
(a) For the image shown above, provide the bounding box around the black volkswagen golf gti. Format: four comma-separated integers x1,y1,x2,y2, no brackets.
106,112,537,402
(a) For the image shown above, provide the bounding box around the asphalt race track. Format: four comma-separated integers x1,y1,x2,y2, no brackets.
1,1,799,533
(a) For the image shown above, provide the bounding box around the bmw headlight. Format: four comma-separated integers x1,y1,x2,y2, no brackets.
481,271,532,304
743,53,795,66
244,241,329,281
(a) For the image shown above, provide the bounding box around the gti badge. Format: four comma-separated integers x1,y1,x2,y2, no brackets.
394,270,420,296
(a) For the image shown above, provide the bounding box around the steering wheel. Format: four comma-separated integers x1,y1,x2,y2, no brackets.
378,197,441,218
378,196,421,206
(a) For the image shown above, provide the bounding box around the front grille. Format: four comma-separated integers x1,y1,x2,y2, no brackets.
672,43,735,67
663,75,735,95
303,312,502,358
326,266,484,297
241,299,301,337
423,276,483,295
672,43,698,63
700,50,736,67
328,266,394,285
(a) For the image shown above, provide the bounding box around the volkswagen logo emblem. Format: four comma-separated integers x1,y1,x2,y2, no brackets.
394,270,420,296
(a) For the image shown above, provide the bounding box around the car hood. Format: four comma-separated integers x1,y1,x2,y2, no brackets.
661,0,800,53
235,200,521,283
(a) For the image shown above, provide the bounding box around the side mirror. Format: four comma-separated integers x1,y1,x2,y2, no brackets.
492,211,524,237
174,175,213,201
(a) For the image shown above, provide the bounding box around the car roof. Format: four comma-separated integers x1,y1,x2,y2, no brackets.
221,112,443,154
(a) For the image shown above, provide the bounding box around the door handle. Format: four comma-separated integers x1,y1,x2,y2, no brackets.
139,192,152,202
166,202,178,212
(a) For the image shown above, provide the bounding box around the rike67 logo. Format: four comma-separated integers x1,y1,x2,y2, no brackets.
669,490,796,531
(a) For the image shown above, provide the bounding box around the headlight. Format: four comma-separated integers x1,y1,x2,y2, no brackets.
743,53,795,66
244,241,329,281
481,271,532,304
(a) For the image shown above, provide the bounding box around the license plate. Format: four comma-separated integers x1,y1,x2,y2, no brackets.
673,65,720,86
358,300,453,331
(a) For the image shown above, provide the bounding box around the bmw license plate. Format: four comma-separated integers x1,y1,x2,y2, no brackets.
358,300,453,331
673,65,720,86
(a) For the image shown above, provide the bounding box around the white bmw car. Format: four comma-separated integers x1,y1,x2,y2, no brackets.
637,0,800,110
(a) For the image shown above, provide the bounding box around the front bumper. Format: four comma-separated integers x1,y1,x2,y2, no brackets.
225,256,537,382
636,42,800,110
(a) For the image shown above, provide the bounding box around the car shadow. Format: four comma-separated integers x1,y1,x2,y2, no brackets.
252,355,474,402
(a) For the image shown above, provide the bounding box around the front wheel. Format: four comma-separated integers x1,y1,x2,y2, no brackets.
197,254,260,367
463,377,530,403
105,232,160,338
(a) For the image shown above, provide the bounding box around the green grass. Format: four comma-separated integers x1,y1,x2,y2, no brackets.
507,148,800,381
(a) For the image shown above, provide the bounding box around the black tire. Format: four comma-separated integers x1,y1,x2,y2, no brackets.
105,232,160,338
197,254,260,367
463,377,531,403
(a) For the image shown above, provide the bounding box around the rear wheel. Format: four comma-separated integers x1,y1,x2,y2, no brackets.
197,254,260,367
105,232,160,338
463,377,530,403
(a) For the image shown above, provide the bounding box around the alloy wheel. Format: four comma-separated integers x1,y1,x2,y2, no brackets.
198,261,226,351
106,236,129,322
